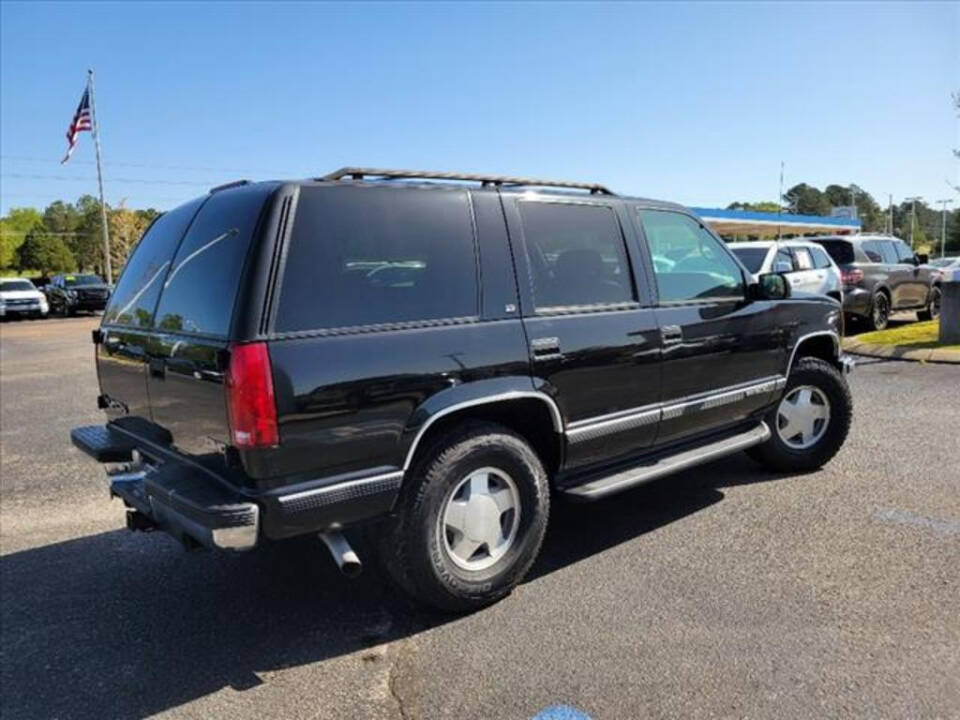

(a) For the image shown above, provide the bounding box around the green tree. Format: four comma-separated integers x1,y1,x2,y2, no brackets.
726,201,782,213
783,183,830,216
15,224,76,274
73,194,108,272
0,207,43,269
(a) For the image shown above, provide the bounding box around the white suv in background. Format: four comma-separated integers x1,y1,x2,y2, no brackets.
0,277,49,319
729,241,843,302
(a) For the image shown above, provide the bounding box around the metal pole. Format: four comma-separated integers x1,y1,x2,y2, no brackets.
850,184,857,221
888,194,893,235
776,160,784,244
905,196,922,249
937,199,953,258
87,69,112,284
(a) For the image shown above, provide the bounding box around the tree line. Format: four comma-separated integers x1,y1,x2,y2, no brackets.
0,195,160,276
729,182,960,252
2,182,958,278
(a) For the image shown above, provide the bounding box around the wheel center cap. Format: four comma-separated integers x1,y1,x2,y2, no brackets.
464,496,499,542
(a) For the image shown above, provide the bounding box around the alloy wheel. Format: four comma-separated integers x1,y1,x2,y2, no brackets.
776,385,831,450
438,467,521,571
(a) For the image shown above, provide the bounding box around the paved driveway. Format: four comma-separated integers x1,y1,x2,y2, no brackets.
2,316,958,719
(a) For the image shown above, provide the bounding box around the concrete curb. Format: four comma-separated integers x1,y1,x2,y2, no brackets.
842,337,960,364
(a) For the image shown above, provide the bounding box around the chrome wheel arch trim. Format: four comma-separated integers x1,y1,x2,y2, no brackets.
402,391,564,472
787,330,840,376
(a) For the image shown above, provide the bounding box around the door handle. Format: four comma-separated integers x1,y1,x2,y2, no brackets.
531,336,563,361
661,325,683,346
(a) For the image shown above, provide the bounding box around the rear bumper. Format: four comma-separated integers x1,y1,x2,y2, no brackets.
71,423,401,550
842,288,872,317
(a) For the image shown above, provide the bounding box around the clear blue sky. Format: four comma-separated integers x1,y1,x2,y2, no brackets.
1,1,957,215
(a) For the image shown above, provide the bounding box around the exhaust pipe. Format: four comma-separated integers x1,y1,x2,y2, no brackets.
319,531,362,578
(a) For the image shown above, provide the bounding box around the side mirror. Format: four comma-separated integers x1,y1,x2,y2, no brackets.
915,253,929,265
751,273,790,300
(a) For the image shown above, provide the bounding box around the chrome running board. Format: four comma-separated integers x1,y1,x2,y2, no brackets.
563,422,771,500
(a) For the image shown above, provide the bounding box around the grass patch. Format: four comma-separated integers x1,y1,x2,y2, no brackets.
855,320,960,351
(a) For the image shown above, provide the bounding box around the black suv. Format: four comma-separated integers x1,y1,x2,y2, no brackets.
71,168,854,612
44,273,111,315
809,234,941,331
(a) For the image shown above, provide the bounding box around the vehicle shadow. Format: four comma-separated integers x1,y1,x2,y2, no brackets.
0,453,789,720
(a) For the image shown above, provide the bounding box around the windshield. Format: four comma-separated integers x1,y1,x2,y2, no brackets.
730,247,768,273
1,280,36,292
814,240,855,265
63,274,103,287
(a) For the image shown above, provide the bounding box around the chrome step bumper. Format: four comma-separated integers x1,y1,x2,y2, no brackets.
563,422,771,500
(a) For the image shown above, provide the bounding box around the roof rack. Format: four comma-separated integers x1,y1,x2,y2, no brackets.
320,167,615,195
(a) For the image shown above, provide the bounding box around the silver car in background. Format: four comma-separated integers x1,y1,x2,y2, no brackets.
730,240,843,302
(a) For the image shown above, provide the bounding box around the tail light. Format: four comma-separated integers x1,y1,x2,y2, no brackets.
840,268,864,286
225,342,279,449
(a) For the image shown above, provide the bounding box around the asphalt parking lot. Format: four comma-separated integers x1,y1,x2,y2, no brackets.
1,316,958,720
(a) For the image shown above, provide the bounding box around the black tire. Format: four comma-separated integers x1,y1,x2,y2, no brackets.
748,357,852,473
379,422,550,613
867,291,890,331
917,286,941,322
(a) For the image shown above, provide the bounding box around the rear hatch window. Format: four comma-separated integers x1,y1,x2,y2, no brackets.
813,239,855,265
153,184,275,337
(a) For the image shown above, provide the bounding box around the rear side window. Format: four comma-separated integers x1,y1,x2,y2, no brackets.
103,197,203,327
774,249,794,273
153,185,271,336
275,186,478,332
815,240,854,265
519,202,634,309
810,246,833,269
861,240,884,263
792,247,814,270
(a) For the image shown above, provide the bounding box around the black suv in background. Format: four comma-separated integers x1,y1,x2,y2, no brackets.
44,273,111,316
809,234,941,331
71,168,854,612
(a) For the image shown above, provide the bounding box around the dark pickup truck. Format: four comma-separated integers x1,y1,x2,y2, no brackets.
72,168,854,612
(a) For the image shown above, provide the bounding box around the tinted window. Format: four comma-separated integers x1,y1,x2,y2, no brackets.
730,247,768,273
153,185,272,336
276,186,478,332
519,202,633,309
815,240,855,265
638,210,742,302
875,241,899,264
103,197,203,327
893,241,915,263
810,246,833,269
792,248,814,270
1,280,35,292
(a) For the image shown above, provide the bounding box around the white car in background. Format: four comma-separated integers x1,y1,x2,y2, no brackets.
0,277,49,319
729,240,843,302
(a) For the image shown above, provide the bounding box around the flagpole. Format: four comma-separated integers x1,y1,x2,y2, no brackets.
87,68,112,284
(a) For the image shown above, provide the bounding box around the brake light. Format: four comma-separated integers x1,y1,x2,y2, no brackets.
225,342,279,449
840,268,864,286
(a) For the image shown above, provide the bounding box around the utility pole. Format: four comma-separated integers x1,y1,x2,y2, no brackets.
905,196,923,249
850,184,857,220
888,194,893,235
87,69,112,284
936,199,953,258
776,160,784,244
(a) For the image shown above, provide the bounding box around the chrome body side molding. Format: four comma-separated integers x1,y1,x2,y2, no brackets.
567,376,784,443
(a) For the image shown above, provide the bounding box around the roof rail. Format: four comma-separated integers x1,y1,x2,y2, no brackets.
320,167,615,195
209,179,251,193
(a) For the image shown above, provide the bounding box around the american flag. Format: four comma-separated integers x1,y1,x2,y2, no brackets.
61,87,92,164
